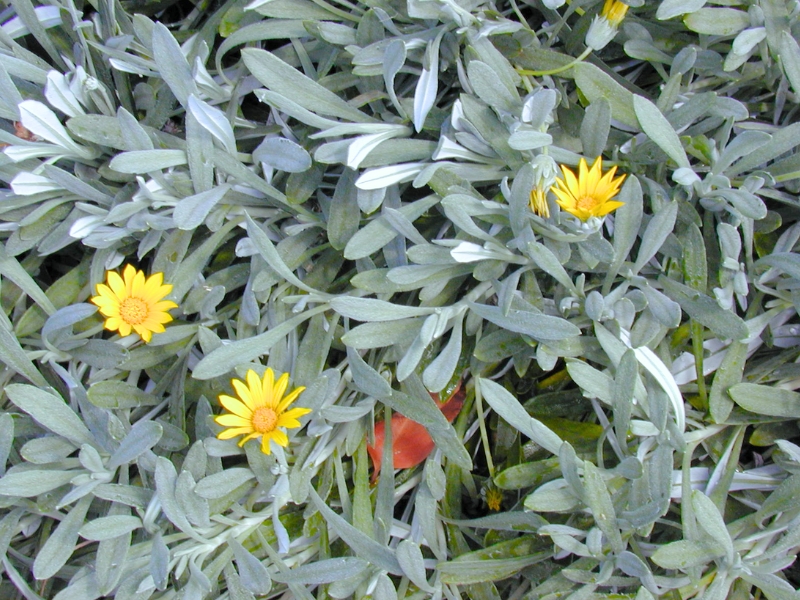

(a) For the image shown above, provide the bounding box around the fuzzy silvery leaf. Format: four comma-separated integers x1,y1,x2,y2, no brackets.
659,277,748,341
633,95,690,168
243,49,375,123
574,63,638,129
346,346,392,398
567,360,614,404
109,149,187,173
6,384,94,446
193,307,324,379
0,469,78,497
244,214,322,295
15,100,95,159
478,378,563,455
107,421,163,470
45,71,85,118
253,137,312,172
437,537,549,584
272,557,370,585
0,323,50,387
507,129,552,151
0,414,12,477
78,516,142,541
468,60,520,113
657,0,706,20
229,538,271,595
329,168,360,250
422,317,463,393
344,194,439,259
581,98,611,158
194,468,255,499
728,383,800,418
684,8,749,35
173,185,230,230
413,35,442,133
583,462,624,553
356,162,427,190
0,61,23,120
34,496,92,580
631,200,678,275
308,487,402,575
468,302,580,342
154,457,196,535
188,95,237,155
87,380,160,410
151,22,197,107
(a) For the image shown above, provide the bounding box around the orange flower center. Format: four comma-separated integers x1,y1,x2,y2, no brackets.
119,297,149,325
252,407,278,433
577,195,599,211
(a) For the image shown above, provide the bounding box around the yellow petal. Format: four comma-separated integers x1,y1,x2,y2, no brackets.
217,427,252,440
216,414,252,428
232,378,255,410
272,372,290,408
219,394,252,419
107,271,126,299
122,265,137,295
276,386,306,414
246,370,264,405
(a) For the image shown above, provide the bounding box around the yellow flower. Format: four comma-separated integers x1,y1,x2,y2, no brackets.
485,485,504,512
585,0,630,50
601,0,629,27
215,368,310,455
550,157,626,221
529,187,551,218
90,264,177,343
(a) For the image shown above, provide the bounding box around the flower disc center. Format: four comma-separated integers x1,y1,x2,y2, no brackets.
576,195,598,211
119,297,149,325
252,407,278,433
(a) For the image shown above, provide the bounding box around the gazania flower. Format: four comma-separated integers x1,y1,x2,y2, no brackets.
529,188,550,218
586,0,630,51
529,154,559,218
550,157,626,221
215,368,310,455
90,265,177,343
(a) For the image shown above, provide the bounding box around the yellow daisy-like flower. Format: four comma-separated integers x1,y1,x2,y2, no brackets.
215,368,310,455
601,0,629,27
90,265,178,343
529,187,551,218
550,157,626,222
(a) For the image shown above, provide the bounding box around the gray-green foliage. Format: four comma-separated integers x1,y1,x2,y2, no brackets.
1,0,800,598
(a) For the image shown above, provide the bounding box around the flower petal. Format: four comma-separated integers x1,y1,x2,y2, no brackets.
215,414,252,428
219,394,252,419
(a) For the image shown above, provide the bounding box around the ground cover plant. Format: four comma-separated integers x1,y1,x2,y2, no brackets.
1,0,800,597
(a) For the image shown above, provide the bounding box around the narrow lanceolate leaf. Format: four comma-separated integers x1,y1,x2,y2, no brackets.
478,378,563,455
242,48,375,123
728,383,800,418
151,22,197,107
6,384,94,446
308,487,403,575
34,496,92,579
413,36,440,132
659,277,748,341
633,95,690,168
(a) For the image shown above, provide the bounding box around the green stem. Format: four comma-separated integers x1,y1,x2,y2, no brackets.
691,319,708,410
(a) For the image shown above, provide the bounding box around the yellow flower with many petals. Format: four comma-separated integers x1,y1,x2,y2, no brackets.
601,0,629,26
90,265,177,343
550,157,626,221
585,0,630,50
215,368,310,455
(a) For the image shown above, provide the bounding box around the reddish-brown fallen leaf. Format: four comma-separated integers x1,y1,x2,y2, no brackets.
367,384,465,481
